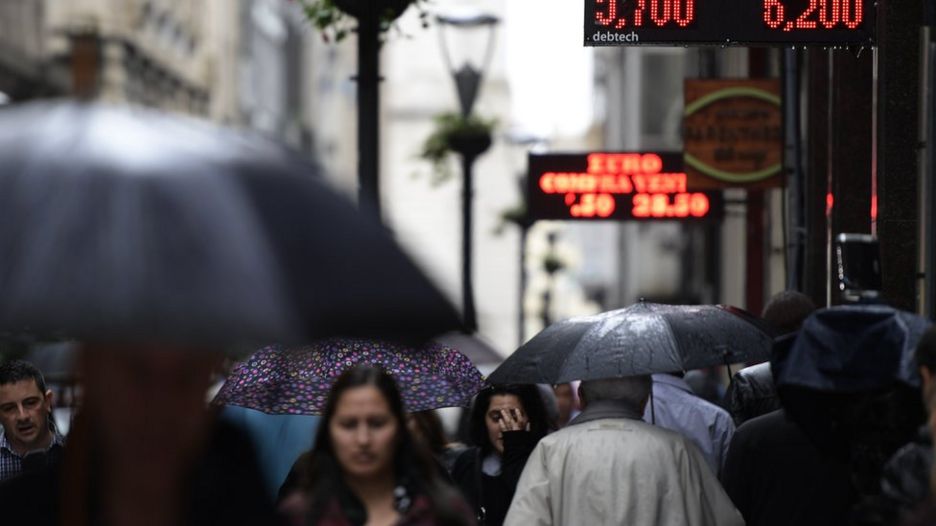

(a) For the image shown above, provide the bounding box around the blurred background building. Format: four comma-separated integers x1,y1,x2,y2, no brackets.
0,0,788,359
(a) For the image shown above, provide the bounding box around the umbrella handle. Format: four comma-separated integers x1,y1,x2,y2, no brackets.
650,384,656,425
723,354,734,390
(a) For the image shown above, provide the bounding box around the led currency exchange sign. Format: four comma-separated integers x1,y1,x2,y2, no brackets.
527,152,723,221
584,0,875,46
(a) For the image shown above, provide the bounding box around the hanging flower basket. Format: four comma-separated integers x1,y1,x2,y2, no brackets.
420,112,497,185
332,0,413,22
299,0,428,42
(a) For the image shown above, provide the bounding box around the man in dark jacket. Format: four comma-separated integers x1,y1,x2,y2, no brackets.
723,407,855,525
723,306,921,526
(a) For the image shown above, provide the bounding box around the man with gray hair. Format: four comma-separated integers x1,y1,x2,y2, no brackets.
504,375,744,525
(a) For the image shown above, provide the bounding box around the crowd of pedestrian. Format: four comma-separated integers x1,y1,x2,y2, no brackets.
1,290,935,526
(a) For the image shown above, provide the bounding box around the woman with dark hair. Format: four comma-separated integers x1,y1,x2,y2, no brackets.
285,364,474,526
450,385,550,526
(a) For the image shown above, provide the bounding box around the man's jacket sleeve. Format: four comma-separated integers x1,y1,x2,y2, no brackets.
503,441,552,526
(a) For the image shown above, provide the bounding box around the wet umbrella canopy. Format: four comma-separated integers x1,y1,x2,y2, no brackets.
487,302,774,384
0,101,461,346
212,338,486,414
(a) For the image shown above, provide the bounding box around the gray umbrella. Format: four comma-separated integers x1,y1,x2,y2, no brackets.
0,101,462,346
487,301,775,384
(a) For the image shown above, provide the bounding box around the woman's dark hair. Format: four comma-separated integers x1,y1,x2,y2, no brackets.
468,384,551,455
408,410,449,456
304,364,467,525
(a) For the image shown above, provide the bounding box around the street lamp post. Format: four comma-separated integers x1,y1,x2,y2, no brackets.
504,130,548,346
436,11,499,333
331,0,413,219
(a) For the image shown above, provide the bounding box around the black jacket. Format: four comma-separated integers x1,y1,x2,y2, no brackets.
450,431,539,526
722,409,855,526
877,427,934,525
725,362,781,426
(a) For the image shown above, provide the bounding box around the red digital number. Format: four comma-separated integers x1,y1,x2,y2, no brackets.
570,193,616,218
796,0,819,29
765,0,862,31
673,0,694,26
635,0,646,26
819,0,837,28
763,0,785,29
650,0,672,26
842,0,862,28
595,0,618,26
593,0,698,29
672,193,690,216
631,193,710,219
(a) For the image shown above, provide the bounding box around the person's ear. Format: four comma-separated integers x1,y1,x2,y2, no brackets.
577,384,587,409
44,389,54,412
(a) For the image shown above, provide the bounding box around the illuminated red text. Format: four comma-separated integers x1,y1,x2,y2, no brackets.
533,151,712,220
764,0,863,31
595,0,696,29
632,193,711,218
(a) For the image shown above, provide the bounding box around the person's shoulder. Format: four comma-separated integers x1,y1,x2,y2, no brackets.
664,382,732,420
633,419,706,449
731,408,791,445
566,417,686,445
450,446,479,477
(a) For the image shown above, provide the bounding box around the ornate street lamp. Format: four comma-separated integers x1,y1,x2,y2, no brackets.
436,10,499,333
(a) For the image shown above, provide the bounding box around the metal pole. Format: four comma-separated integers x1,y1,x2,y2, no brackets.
357,17,380,219
518,225,528,346
745,48,769,315
783,48,805,292
462,153,477,332
922,25,936,318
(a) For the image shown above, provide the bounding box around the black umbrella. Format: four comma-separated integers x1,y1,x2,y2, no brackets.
487,301,774,384
0,101,462,346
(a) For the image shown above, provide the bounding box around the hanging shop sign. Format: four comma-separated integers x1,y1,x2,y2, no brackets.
527,152,724,221
682,79,784,189
584,0,875,46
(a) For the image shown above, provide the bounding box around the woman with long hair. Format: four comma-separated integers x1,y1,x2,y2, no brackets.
449,385,550,526
288,364,473,526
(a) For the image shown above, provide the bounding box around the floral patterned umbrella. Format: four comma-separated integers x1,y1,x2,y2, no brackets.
212,338,486,415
